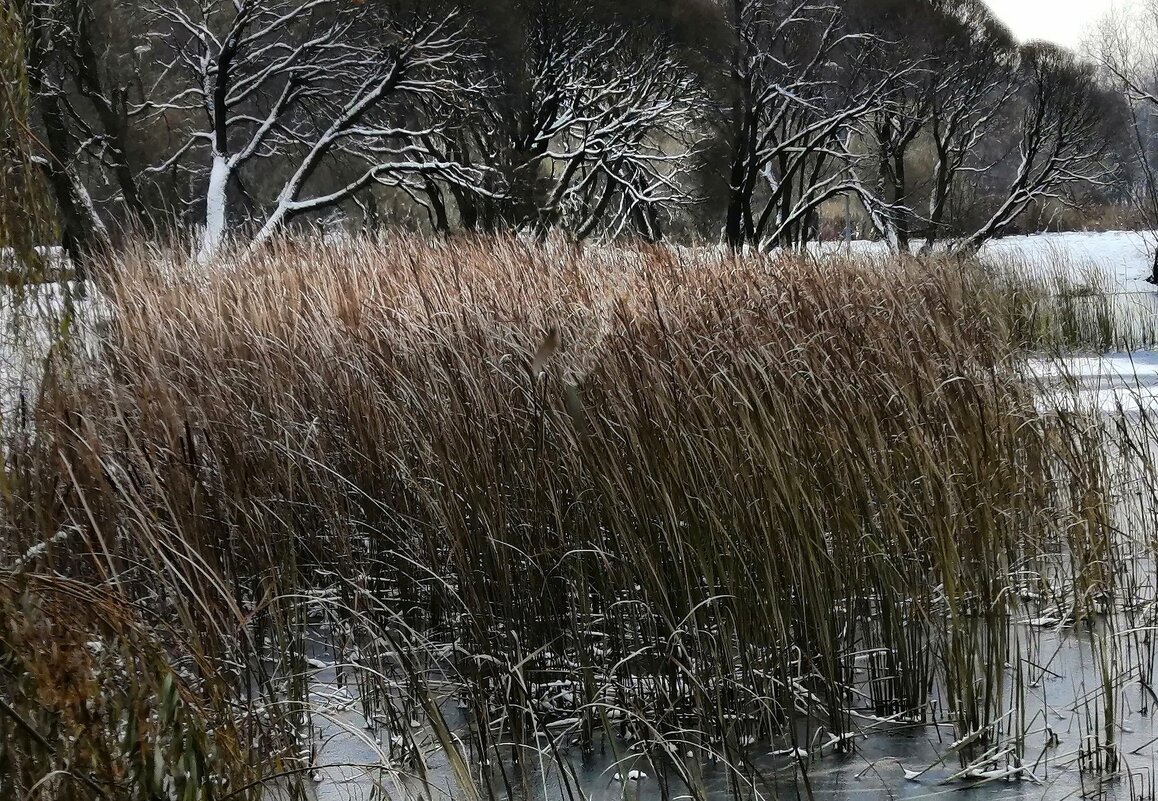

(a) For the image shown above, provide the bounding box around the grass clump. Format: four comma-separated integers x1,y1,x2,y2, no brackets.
0,236,1124,799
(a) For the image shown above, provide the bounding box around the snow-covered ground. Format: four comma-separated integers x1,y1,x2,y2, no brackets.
983,231,1158,412
982,229,1156,294
825,229,1155,293
0,281,110,431
1030,350,1158,413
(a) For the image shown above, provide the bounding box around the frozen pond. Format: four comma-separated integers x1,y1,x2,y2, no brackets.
1032,348,1158,413
299,623,1158,801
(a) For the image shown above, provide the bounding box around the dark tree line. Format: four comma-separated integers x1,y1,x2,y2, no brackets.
7,0,1127,264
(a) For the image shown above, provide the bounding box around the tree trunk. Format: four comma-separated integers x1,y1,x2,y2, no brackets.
423,178,450,235
923,147,952,253
725,189,748,249
37,97,112,283
197,153,231,263
892,153,909,251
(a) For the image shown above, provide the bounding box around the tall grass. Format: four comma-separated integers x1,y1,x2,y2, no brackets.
0,236,1136,799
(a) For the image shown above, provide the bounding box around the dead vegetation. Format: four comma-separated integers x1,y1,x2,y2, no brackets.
0,236,1147,800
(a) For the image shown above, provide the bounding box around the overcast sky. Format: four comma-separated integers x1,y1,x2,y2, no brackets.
984,0,1125,50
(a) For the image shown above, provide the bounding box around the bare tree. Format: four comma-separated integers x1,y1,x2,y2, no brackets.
145,0,484,258
56,0,153,227
921,0,1017,251
1090,1,1158,280
958,43,1118,252
11,0,1128,253
20,0,158,268
844,0,940,251
545,34,702,241
839,0,1020,252
251,11,486,246
721,0,900,250
428,1,702,241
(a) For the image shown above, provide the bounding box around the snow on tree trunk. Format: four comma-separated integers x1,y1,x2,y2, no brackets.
198,153,230,263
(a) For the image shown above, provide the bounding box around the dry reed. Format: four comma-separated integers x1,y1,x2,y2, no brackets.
0,235,1134,800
